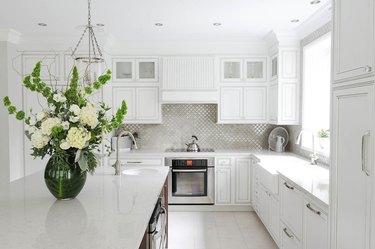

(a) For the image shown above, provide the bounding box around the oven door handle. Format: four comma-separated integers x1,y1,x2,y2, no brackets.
172,169,207,173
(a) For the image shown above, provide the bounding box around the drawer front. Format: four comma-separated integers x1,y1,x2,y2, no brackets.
280,179,303,238
109,158,163,166
281,222,302,249
216,157,232,166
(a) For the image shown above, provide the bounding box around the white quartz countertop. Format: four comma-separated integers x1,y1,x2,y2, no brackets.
253,152,329,207
0,165,169,249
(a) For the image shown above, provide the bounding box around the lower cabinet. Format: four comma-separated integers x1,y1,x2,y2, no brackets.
303,199,328,249
281,222,302,249
215,157,252,205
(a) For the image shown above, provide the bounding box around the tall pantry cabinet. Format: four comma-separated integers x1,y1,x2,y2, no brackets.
330,0,375,249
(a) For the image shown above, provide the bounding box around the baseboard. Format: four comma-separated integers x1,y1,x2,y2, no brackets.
168,204,254,212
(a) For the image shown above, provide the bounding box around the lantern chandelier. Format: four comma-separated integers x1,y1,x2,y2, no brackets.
71,0,103,64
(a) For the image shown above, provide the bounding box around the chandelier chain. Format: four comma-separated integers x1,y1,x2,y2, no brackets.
71,26,88,57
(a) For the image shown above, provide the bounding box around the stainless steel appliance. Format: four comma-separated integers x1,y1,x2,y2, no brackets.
146,197,167,249
165,157,215,204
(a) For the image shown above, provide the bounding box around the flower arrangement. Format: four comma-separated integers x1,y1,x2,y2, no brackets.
3,62,127,173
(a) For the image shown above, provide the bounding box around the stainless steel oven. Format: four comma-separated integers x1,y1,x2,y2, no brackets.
165,157,215,204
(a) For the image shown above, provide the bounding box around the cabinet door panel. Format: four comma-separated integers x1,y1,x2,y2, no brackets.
215,167,232,204
136,59,158,82
235,158,251,204
244,87,267,122
333,0,374,81
220,87,242,120
331,85,373,249
303,201,328,249
244,58,266,81
112,87,136,120
221,59,243,81
136,87,159,120
281,223,302,249
113,59,135,82
269,194,280,244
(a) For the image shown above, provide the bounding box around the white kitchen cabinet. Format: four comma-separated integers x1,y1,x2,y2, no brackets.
221,57,267,82
258,184,270,224
281,222,302,249
333,0,374,82
22,54,61,81
330,83,374,249
218,86,267,123
113,58,158,82
269,194,280,244
216,166,232,205
215,157,252,205
303,199,328,249
108,157,163,167
235,158,252,204
112,86,161,123
280,178,303,239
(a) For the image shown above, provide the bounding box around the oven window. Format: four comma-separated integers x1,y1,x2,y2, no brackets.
172,171,207,197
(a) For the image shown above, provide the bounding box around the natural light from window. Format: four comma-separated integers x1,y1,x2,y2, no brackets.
302,33,331,156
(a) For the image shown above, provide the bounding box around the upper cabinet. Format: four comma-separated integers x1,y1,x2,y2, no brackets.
333,0,374,83
22,53,61,81
221,57,267,82
113,58,159,82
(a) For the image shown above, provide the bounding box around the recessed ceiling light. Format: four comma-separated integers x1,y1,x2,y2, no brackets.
37,23,47,27
310,0,321,4
290,19,300,23
213,23,222,26
155,23,163,26
96,23,105,27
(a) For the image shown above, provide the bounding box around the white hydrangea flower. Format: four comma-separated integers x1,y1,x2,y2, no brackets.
28,126,37,135
49,105,56,112
36,111,47,121
41,117,61,135
69,104,81,116
53,92,67,103
30,130,50,149
69,116,79,123
29,117,36,126
61,121,70,130
66,127,91,149
79,104,99,129
60,140,71,150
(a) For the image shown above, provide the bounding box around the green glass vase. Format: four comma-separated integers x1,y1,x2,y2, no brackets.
44,154,87,200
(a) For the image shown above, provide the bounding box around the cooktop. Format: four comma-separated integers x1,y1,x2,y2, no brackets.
165,148,215,152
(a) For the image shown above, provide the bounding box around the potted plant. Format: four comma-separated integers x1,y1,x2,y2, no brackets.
317,128,330,149
3,62,127,200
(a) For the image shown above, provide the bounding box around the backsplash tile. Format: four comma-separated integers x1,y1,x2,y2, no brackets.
119,104,277,151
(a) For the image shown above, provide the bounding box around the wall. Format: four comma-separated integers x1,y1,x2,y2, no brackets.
120,104,277,151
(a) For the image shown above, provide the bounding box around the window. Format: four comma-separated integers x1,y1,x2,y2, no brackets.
302,33,331,156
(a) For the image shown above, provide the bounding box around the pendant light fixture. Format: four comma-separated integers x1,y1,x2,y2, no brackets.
71,0,103,85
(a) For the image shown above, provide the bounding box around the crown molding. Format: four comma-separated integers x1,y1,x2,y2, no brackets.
0,29,21,44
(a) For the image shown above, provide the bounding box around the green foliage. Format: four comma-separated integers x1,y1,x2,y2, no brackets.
115,100,127,125
317,129,330,138
93,81,101,90
8,106,16,114
86,151,98,173
16,111,25,120
51,125,64,137
65,66,79,106
3,96,11,106
84,87,92,94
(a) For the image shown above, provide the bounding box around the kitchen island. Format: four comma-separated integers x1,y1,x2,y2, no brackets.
0,165,169,249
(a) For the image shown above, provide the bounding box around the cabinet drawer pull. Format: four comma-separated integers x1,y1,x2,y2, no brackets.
126,161,142,164
365,66,372,72
361,131,371,176
283,228,294,239
306,203,321,216
284,182,294,190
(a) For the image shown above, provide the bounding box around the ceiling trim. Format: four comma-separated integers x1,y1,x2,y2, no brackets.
0,29,21,44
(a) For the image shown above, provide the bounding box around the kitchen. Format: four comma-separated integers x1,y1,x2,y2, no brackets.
0,0,373,249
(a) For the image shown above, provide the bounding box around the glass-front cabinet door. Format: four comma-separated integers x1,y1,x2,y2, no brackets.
221,59,243,81
245,58,266,81
113,58,158,82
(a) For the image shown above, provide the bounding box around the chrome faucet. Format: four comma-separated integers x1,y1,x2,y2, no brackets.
113,130,138,175
295,130,319,165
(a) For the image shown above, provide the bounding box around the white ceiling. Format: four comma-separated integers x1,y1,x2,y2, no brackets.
0,0,331,42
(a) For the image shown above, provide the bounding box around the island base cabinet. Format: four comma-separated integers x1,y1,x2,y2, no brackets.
269,194,280,245
281,223,302,249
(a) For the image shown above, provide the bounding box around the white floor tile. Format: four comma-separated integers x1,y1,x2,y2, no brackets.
168,211,278,249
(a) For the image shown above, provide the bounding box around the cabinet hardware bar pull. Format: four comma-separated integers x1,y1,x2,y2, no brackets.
283,228,294,239
284,182,294,190
172,169,207,173
126,161,142,164
306,203,321,215
361,131,371,176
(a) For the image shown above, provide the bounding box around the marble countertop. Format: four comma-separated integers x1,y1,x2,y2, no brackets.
253,153,329,208
0,165,169,249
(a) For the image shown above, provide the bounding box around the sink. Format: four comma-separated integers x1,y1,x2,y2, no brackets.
122,168,159,176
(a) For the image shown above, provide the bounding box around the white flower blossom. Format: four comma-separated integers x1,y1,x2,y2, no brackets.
69,104,81,116
29,117,36,126
60,140,71,150
66,127,91,149
36,111,47,121
53,92,67,103
30,130,50,149
79,104,99,129
28,126,37,135
69,116,79,123
49,105,56,112
41,118,61,135
61,121,70,130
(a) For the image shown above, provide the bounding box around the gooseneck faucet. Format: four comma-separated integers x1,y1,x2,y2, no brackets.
113,130,138,175
295,129,319,165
